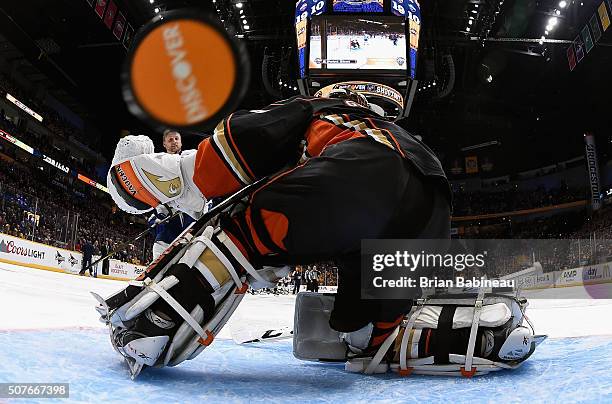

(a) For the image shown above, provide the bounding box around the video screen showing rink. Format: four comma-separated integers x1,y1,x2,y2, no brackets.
309,16,407,70
1,260,612,402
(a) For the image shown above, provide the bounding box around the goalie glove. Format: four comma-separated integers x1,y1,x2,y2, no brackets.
93,224,272,379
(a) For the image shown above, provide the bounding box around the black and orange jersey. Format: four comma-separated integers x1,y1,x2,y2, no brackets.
193,96,450,202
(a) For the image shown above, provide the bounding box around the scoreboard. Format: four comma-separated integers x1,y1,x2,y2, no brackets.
295,0,420,79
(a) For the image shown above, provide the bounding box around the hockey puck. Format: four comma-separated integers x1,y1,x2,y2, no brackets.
122,10,250,133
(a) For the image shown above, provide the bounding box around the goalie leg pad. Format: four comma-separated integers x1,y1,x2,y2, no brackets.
96,225,259,378
292,292,547,377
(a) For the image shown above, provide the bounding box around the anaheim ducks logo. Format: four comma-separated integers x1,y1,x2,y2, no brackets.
142,169,182,198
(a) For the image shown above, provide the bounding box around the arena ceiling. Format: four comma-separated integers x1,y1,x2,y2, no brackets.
0,0,609,170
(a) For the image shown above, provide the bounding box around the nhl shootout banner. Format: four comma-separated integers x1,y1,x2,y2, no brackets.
584,133,601,210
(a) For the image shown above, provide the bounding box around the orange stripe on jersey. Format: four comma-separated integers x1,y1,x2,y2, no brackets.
240,163,308,255
304,120,345,157
374,315,403,330
193,138,243,198
116,161,160,208
224,229,251,261
371,331,394,348
260,209,288,251
366,118,406,158
244,206,272,256
325,130,367,146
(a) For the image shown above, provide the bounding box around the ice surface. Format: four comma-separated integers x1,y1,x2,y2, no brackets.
2,262,612,403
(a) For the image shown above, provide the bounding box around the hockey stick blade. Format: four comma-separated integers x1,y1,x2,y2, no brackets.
232,326,294,344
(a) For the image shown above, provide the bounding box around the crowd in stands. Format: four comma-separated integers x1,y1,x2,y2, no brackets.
0,109,103,183
2,134,610,279
458,203,612,276
0,73,101,151
0,154,151,265
1,62,610,279
452,185,586,216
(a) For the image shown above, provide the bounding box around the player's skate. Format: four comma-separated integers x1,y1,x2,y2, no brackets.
293,290,547,377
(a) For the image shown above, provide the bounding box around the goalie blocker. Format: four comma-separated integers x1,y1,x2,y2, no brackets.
293,291,547,377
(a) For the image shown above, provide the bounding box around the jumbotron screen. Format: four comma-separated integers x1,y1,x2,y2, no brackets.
309,16,407,71
332,0,384,13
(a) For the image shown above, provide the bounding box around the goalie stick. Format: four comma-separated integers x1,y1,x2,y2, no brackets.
231,325,294,344
84,208,183,272
95,176,270,310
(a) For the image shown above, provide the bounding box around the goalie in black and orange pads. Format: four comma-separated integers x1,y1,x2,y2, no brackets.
99,93,457,378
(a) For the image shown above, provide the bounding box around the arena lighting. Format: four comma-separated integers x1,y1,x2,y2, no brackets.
244,25,250,29
471,9,478,13
240,15,245,19
461,140,499,151
466,27,471,32
149,0,153,4
243,20,248,24
239,10,244,14
486,74,493,82
468,19,473,25
548,17,558,26
0,129,35,154
357,19,383,25
154,7,160,13
559,0,567,7
236,2,243,8
545,30,549,35
546,24,554,31
555,9,561,15
6,93,43,122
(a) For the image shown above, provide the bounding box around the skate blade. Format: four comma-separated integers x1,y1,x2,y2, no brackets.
125,357,145,380
91,292,110,322
533,335,547,347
